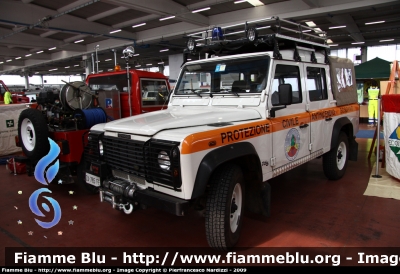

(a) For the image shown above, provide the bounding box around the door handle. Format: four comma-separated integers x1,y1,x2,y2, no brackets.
325,117,332,121
300,123,309,128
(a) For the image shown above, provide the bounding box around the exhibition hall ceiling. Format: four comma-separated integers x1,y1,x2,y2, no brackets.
0,0,399,76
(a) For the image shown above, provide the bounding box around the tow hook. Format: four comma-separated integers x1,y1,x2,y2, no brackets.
120,203,133,214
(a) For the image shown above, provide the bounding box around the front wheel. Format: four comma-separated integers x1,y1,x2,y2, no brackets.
323,132,349,180
205,164,244,251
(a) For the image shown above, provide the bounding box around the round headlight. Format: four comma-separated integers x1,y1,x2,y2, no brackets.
187,38,196,51
99,139,104,156
158,151,170,170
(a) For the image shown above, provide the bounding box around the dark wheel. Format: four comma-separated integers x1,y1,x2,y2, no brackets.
77,153,99,194
18,108,49,161
323,132,349,180
205,164,244,251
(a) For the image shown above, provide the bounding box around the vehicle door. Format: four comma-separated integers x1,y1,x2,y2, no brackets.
304,64,332,154
268,61,311,173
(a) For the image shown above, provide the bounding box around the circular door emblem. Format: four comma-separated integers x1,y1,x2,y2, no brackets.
388,124,400,162
285,128,300,160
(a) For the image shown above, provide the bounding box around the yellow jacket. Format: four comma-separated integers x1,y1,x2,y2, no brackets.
4,90,13,104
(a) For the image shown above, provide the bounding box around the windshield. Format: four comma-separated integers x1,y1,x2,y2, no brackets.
175,56,269,95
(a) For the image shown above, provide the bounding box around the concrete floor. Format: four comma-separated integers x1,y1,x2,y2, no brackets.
1,123,400,266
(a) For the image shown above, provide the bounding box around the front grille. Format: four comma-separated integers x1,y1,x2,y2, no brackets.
103,136,145,178
103,136,181,189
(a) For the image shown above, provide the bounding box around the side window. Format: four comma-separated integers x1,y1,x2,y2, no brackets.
141,79,169,106
307,67,327,101
271,64,302,106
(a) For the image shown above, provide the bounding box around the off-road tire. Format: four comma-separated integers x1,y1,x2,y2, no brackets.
77,154,99,194
323,132,349,180
18,108,49,161
205,164,244,251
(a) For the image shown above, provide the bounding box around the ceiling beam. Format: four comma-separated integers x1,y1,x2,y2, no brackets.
327,14,364,43
87,6,129,22
103,0,209,26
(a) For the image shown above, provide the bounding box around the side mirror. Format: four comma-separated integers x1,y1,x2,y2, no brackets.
278,83,292,105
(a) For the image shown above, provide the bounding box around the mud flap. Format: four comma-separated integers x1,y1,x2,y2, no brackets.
349,136,358,161
245,181,271,217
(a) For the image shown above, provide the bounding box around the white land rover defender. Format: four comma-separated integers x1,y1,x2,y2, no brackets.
83,17,359,250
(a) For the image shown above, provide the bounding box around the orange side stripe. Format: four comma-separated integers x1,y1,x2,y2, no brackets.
181,104,359,154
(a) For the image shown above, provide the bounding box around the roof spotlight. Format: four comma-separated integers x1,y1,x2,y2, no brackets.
122,46,135,60
187,38,196,51
246,27,258,42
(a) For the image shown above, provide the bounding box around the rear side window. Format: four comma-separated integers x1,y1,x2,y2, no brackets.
271,64,302,106
307,67,327,101
141,79,169,106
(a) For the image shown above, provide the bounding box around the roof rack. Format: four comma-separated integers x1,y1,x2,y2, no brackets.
184,16,330,63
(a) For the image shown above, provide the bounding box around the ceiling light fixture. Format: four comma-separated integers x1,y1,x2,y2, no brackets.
49,68,58,71
160,16,175,21
160,49,169,52
146,63,152,66
351,42,365,45
246,0,264,6
234,0,247,3
65,66,70,68
49,47,56,50
135,65,141,67
365,21,385,25
74,64,79,67
132,23,146,28
305,21,316,27
74,40,84,43
302,30,312,33
36,51,43,54
192,7,210,13
329,25,346,29
6,59,12,62
15,57,21,59
109,29,121,34
105,59,112,61
158,62,164,64
0,62,3,64
379,39,394,42
25,54,32,57
329,44,339,47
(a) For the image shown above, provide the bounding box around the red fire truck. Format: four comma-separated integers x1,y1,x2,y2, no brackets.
17,65,170,192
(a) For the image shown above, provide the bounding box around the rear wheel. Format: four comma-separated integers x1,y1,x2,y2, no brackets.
323,132,349,180
205,164,244,251
18,108,49,161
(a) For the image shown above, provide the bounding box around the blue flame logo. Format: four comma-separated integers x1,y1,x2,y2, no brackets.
30,138,62,229
29,188,61,228
34,138,60,185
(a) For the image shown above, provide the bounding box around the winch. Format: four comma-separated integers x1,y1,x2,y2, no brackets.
99,179,137,214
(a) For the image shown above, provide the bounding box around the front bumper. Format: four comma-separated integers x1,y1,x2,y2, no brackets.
100,185,189,216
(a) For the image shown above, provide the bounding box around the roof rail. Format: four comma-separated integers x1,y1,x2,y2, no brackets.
184,16,329,60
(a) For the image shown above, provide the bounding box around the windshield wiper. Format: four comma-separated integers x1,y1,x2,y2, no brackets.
177,88,204,97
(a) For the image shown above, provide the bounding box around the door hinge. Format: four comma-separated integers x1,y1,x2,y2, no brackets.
270,157,276,167
306,104,310,111
309,143,312,151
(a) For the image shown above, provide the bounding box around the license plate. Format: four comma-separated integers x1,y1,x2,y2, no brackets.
86,173,100,187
